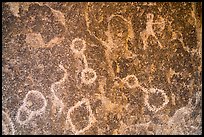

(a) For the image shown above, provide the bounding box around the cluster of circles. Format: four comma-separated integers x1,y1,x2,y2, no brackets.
70,37,169,113
16,90,47,125
70,38,97,85
121,74,169,113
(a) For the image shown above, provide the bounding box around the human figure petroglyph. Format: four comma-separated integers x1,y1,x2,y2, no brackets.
170,31,191,53
105,14,137,61
85,6,136,78
105,14,136,78
140,13,163,50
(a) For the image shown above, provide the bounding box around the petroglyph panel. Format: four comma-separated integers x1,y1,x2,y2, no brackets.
2,2,202,135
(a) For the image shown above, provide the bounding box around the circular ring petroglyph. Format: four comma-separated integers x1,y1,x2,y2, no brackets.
70,38,86,54
16,90,47,125
81,68,97,85
144,88,169,113
16,105,33,125
23,90,47,113
123,75,139,89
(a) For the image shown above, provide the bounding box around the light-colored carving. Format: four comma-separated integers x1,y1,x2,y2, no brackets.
51,8,66,27
16,105,33,125
166,68,179,84
50,64,67,116
70,38,86,55
140,13,163,50
81,68,97,85
66,98,96,135
2,111,15,135
23,90,47,113
16,90,47,125
26,32,64,49
25,33,45,48
123,74,139,89
144,88,169,112
171,93,176,106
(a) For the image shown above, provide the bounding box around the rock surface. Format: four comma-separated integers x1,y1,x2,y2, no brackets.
2,2,202,135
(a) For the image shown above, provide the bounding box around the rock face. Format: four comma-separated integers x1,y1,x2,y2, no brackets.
2,2,202,135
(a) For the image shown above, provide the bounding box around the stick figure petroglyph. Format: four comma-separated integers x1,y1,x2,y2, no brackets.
140,13,163,50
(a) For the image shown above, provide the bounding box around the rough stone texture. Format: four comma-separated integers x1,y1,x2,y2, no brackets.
2,2,202,135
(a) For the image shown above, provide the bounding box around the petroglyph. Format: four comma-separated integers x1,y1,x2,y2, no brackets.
16,105,33,125
2,111,15,135
70,38,86,55
123,74,139,89
144,88,169,113
16,90,47,125
2,2,201,135
50,64,67,116
66,98,96,135
23,90,47,113
81,68,97,85
140,13,163,50
25,32,64,48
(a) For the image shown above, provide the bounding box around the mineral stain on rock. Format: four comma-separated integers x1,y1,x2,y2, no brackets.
2,2,202,135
